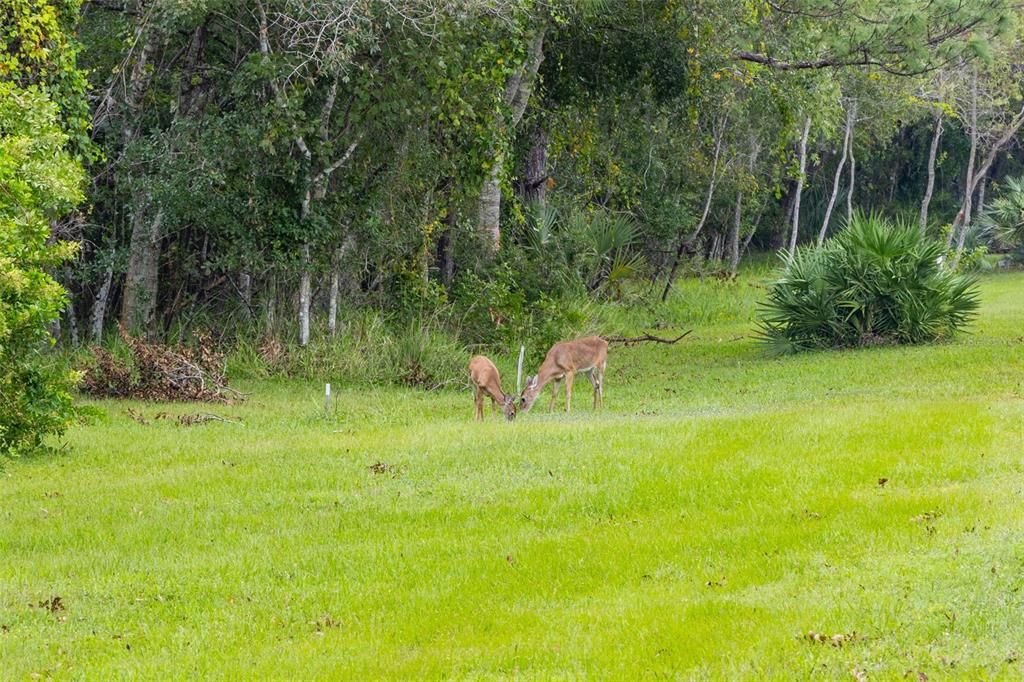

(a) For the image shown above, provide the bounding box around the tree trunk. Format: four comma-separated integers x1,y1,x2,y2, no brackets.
90,265,113,343
437,203,456,291
976,175,987,220
121,204,163,337
478,166,503,248
477,27,546,251
266,275,277,335
520,126,549,205
239,271,252,317
328,265,339,337
919,113,944,234
950,68,980,250
818,106,853,245
65,297,79,346
788,116,812,257
298,243,311,346
729,188,743,274
845,102,857,221
951,104,1024,266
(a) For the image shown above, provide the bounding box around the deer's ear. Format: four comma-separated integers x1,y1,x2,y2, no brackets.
526,376,538,389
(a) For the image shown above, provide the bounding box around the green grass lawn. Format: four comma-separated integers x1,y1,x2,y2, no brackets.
2,272,1023,679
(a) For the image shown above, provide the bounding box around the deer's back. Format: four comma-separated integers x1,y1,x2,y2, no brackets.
546,336,608,371
469,355,500,384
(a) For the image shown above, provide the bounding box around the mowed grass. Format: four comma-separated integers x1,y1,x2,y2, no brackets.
2,272,1023,680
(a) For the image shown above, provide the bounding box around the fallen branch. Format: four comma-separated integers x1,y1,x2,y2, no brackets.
603,330,693,346
176,413,244,426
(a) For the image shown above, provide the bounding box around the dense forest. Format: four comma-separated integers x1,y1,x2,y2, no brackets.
39,0,1024,344
4,0,1024,449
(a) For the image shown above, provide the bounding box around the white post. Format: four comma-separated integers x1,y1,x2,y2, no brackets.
324,383,331,415
516,345,525,393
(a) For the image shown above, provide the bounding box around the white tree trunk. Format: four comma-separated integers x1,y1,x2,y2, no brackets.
818,106,853,245
729,188,743,274
328,265,339,337
729,139,761,273
266,275,277,334
788,116,812,257
976,175,987,220
919,113,944,234
951,68,979,250
239,271,252,316
298,243,311,346
90,265,113,343
845,102,857,222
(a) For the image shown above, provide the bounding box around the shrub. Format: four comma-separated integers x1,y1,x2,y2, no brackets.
387,321,468,389
981,175,1024,247
758,213,980,353
1,85,83,455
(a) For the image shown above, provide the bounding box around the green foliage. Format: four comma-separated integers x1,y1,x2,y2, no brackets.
0,0,92,156
0,83,82,454
453,265,586,365
981,175,1024,249
227,312,466,390
386,321,468,389
758,213,980,353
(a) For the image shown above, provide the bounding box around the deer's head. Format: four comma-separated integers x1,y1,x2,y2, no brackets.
519,375,541,412
501,394,517,421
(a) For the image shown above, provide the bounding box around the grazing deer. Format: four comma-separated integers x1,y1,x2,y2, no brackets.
520,336,608,413
468,355,517,421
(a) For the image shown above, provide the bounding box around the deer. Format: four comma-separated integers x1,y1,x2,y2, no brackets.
519,336,608,413
468,355,517,421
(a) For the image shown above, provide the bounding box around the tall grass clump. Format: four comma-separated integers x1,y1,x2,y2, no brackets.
758,213,980,353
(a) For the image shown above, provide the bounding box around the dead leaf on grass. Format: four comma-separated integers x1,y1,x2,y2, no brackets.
877,478,889,488
124,408,149,425
368,461,400,477
36,596,64,613
912,511,942,523
805,630,858,647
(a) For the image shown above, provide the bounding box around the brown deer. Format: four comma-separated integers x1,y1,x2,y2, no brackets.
519,336,608,413
468,355,517,421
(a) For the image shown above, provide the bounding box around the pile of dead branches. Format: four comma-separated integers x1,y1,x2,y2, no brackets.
81,326,240,402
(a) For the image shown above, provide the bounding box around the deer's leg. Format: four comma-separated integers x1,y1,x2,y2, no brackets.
564,372,574,412
548,379,561,411
490,396,498,415
475,388,484,421
595,364,605,408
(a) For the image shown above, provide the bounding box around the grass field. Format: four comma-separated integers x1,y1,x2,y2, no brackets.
2,271,1023,679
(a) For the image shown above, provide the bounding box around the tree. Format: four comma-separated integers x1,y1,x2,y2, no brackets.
1,0,88,453
0,86,82,453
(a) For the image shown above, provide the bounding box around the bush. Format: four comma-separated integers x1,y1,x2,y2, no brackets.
387,321,468,389
1,85,83,455
758,213,980,353
981,175,1024,247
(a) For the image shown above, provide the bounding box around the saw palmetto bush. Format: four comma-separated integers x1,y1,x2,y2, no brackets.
758,213,979,353
981,175,1024,254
